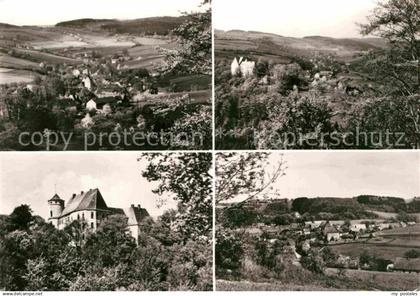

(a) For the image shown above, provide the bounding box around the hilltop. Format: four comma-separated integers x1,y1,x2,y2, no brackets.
218,196,419,227
215,29,387,62
56,16,187,35
0,22,18,28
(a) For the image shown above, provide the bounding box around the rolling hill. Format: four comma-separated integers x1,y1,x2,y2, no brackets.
56,16,186,35
221,195,419,225
0,22,18,28
215,29,387,62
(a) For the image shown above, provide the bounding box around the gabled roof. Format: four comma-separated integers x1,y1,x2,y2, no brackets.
93,96,118,105
60,188,108,217
48,194,63,202
323,223,339,234
123,206,150,226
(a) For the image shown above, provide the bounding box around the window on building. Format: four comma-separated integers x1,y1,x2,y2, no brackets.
82,213,84,220
77,214,80,220
91,212,94,219
91,222,94,229
50,210,53,217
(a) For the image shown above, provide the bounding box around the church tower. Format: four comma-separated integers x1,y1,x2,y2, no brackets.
48,193,64,228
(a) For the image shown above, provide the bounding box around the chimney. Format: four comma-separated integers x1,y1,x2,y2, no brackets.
81,191,84,195
137,204,141,209
72,193,76,199
131,204,134,208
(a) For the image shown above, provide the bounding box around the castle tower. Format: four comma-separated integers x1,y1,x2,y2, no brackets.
48,193,64,228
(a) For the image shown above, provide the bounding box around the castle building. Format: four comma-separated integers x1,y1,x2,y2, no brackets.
231,57,255,77
47,188,149,242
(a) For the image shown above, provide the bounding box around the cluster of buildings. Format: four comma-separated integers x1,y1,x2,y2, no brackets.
306,219,416,242
243,218,417,245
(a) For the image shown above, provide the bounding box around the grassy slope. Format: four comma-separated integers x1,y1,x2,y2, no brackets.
217,280,333,291
325,268,420,291
330,242,420,260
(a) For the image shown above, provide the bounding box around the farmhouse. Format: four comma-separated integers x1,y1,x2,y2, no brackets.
86,96,118,112
350,223,366,232
378,223,390,230
323,224,340,242
47,188,150,243
304,220,326,229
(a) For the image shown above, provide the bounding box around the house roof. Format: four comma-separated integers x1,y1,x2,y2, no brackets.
323,223,339,234
393,257,420,271
60,188,108,217
93,97,118,105
123,206,150,226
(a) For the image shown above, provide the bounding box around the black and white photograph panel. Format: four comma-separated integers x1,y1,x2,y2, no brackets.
214,0,419,150
0,152,213,291
0,0,211,151
216,151,420,291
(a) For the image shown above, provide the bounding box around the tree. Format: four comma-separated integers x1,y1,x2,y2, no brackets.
160,1,211,75
140,153,212,240
359,0,419,95
216,152,287,203
82,215,137,268
7,204,33,231
215,229,243,276
301,249,325,274
321,247,337,266
405,249,420,259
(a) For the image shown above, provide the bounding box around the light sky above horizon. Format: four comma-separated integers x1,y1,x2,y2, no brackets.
222,151,420,203
0,153,181,219
265,151,420,200
214,0,378,38
0,0,204,26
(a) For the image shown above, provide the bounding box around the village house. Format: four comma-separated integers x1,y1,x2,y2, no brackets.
350,223,366,232
86,95,119,112
323,223,340,242
47,188,149,243
378,223,390,230
304,220,326,229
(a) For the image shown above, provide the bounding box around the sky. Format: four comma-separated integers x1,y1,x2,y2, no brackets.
262,151,420,200
0,0,204,26
214,0,378,38
0,152,182,219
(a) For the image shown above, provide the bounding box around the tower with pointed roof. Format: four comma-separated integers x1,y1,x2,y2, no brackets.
48,193,65,228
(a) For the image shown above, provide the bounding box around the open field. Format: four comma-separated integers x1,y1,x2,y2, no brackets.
379,225,420,236
131,89,211,107
0,25,174,82
0,54,40,70
330,242,420,260
216,280,333,291
325,268,420,291
0,67,36,84
12,48,81,65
